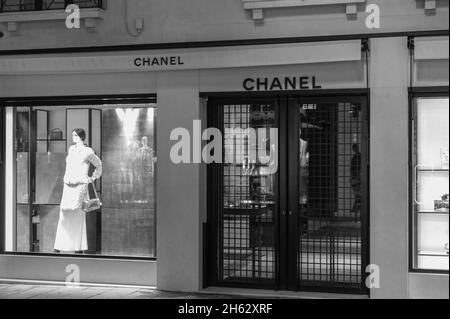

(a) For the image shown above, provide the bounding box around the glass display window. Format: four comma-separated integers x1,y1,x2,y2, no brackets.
3,103,157,258
412,96,449,271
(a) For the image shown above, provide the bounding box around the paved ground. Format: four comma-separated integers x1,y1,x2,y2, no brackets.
0,283,248,299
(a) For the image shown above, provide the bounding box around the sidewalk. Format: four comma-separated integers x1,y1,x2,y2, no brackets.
0,283,248,299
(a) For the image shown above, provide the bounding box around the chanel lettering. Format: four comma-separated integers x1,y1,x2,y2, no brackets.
243,76,322,91
134,56,185,67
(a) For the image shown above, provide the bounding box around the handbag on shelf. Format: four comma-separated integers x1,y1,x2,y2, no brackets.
81,182,102,213
49,128,63,140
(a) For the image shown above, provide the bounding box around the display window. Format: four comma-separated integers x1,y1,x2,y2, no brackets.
3,102,157,258
411,95,449,272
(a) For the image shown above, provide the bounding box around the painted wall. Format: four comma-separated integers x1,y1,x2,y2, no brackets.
408,273,449,299
0,255,157,286
156,70,203,292
0,72,157,97
0,0,448,50
369,37,409,299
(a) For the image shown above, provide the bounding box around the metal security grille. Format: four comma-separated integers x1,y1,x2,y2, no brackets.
298,102,362,289
220,103,277,285
207,96,368,293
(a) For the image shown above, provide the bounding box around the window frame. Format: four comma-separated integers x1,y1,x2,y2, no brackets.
408,86,450,274
0,93,158,261
0,0,104,13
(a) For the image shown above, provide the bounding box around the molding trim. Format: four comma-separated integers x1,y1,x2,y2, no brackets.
0,30,448,56
0,8,104,31
241,0,366,20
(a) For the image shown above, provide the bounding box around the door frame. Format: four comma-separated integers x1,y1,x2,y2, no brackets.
204,90,370,294
205,96,282,290
0,106,5,253
286,95,370,294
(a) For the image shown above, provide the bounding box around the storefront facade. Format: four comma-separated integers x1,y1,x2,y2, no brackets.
0,0,448,299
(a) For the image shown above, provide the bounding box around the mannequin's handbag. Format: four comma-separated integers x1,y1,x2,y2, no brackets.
49,128,63,140
81,182,102,213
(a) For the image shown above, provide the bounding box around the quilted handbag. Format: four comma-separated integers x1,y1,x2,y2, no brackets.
49,128,63,140
81,182,102,213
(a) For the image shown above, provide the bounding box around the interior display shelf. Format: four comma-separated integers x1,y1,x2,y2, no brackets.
243,174,272,177
299,214,361,222
416,168,449,172
418,251,449,257
37,139,67,141
223,207,270,216
224,203,275,210
417,211,449,214
226,163,272,168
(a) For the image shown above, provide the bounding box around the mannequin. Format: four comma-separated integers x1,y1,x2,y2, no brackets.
54,128,102,253
134,136,156,202
350,143,361,213
299,127,309,205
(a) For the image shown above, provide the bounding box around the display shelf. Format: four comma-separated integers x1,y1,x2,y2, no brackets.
226,163,273,168
224,202,275,210
418,251,449,257
418,211,449,214
223,207,270,216
243,174,272,177
417,168,449,172
240,200,275,205
299,214,360,222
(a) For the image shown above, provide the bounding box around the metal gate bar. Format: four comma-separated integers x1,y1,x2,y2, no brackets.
298,101,362,289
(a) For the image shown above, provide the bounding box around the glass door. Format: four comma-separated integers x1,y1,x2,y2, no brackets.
207,95,369,293
207,98,279,288
412,96,449,271
287,96,368,293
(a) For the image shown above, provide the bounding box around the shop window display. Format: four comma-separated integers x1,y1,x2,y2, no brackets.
412,97,449,271
6,104,157,258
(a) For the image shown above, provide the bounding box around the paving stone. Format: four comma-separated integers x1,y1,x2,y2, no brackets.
0,283,253,299
6,287,60,299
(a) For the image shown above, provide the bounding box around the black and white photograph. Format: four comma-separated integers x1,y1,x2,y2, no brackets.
0,0,448,307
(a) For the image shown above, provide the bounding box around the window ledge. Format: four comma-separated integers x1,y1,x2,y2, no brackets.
241,0,366,20
0,8,105,31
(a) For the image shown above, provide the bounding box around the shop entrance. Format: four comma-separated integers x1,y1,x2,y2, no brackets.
206,94,369,294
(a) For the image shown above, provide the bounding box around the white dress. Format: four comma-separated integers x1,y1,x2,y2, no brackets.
54,144,102,252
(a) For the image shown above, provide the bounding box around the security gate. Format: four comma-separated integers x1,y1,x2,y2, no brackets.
206,95,369,294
